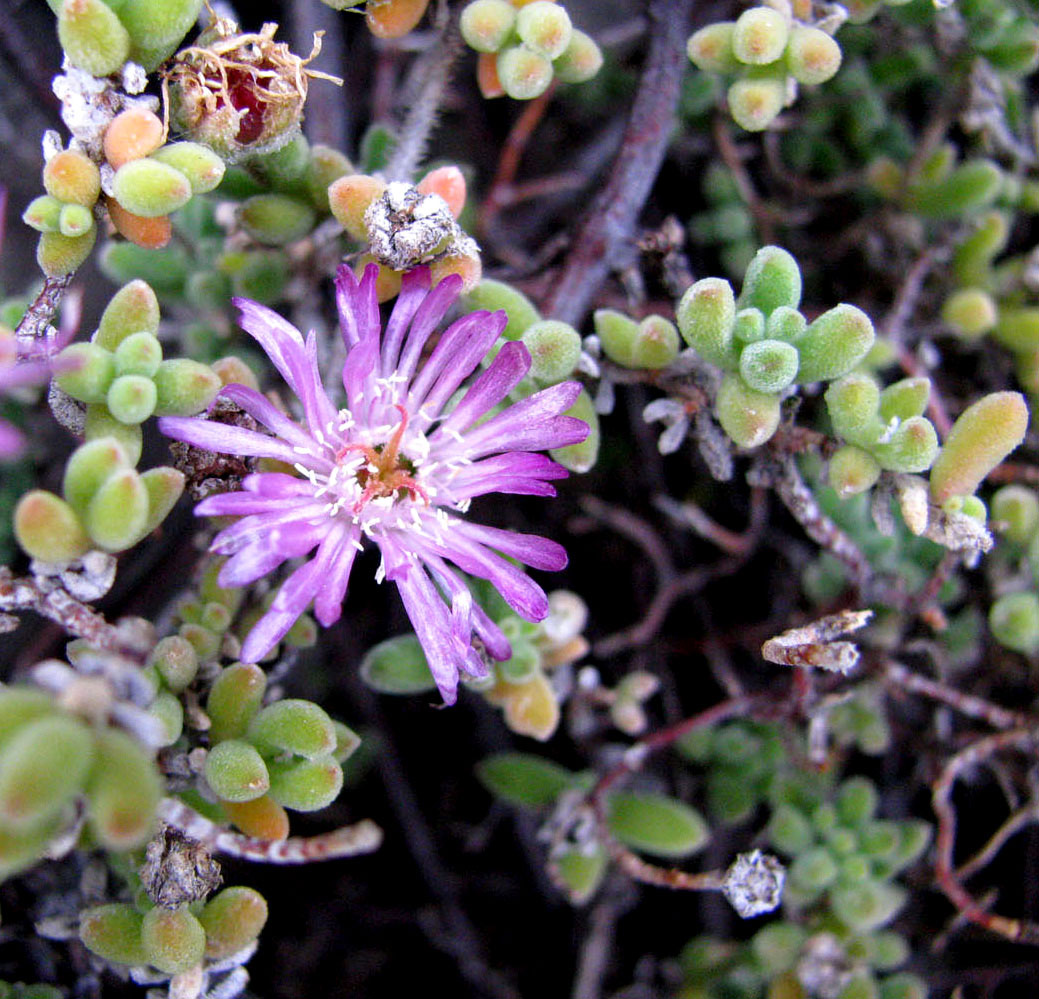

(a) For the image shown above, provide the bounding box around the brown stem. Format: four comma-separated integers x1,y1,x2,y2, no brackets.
14,274,73,351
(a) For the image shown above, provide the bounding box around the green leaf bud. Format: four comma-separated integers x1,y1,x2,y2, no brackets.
831,881,906,932
739,245,802,314
54,342,116,404
137,466,185,539
304,146,353,212
117,0,203,65
79,903,148,966
496,639,540,684
476,752,574,809
85,728,160,849
283,612,318,647
858,820,899,857
58,0,131,77
812,802,838,832
907,159,1004,219
872,416,939,474
148,635,199,692
95,280,161,350
461,0,516,53
733,307,766,344
878,378,929,423
716,371,781,448
359,634,437,694
870,931,911,971
267,754,343,812
825,373,881,444
866,157,904,200
331,720,362,764
993,307,1039,353
984,23,1039,76
878,973,927,999
496,45,554,100
180,623,221,661
838,972,882,999
22,195,63,233
112,159,192,218
0,687,57,751
0,715,93,829
239,194,316,246
150,690,184,747
839,854,871,884
929,391,1028,503
140,906,206,975
836,777,878,827
554,846,607,904
460,282,538,344
593,309,640,366
522,319,582,384
797,304,875,383
767,803,815,855
201,601,232,633
826,826,859,856
228,251,289,304
106,373,157,425
751,922,807,975
892,820,930,870
989,591,1039,653
246,700,337,760
942,288,997,340
828,445,881,498
706,768,757,823
150,142,226,195
632,315,680,369
727,76,785,132
84,467,148,551
113,331,162,378
83,405,142,465
37,227,96,277
991,485,1039,543
952,211,1009,286
919,143,957,185
790,846,840,891
328,174,385,240
687,22,739,74
676,277,738,367
207,664,267,743
739,337,799,393
786,25,842,84
606,791,709,859
13,491,91,563
205,739,270,803
152,358,222,416
516,1,572,60
44,149,101,206
766,305,807,342
199,886,269,960
58,203,94,239
552,28,603,84
550,387,598,472
732,6,789,65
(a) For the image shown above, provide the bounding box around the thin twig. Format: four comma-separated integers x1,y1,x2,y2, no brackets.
14,274,73,350
541,0,693,325
956,803,1039,882
713,115,776,244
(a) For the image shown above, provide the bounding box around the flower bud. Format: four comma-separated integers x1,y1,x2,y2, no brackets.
223,794,290,841
58,0,130,78
739,337,799,393
152,358,222,416
267,755,343,812
150,142,226,195
461,0,516,53
873,416,939,473
199,887,269,960
796,304,875,383
0,715,93,829
366,0,430,38
103,108,165,168
516,1,572,60
85,467,148,550
785,26,842,85
43,149,101,206
55,342,116,404
496,45,554,100
716,371,781,447
84,404,143,464
95,280,161,350
930,391,1029,503
239,194,316,246
727,76,785,131
328,174,386,240
37,227,96,277
149,635,199,692
551,387,598,473
738,245,802,315
207,664,267,742
676,277,738,367
58,203,94,238
687,23,739,74
205,739,270,803
85,728,160,849
14,491,91,562
106,373,157,424
141,906,206,975
732,7,789,65
22,195,63,233
79,904,149,966
246,700,337,760
464,279,540,340
112,159,193,218
522,319,582,384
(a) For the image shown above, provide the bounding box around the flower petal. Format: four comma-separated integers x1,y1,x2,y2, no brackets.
381,266,430,375
158,416,302,464
454,521,568,571
218,384,318,453
335,263,380,348
396,272,463,382
435,341,531,438
240,558,325,663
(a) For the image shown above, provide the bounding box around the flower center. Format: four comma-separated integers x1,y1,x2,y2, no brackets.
336,404,429,512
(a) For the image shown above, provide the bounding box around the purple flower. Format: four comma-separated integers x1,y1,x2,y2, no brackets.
0,332,52,459
160,264,588,703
